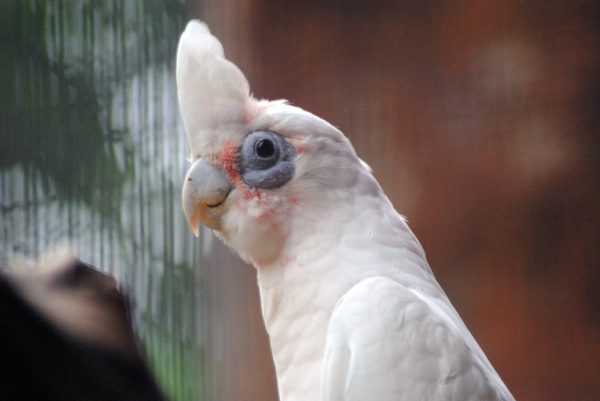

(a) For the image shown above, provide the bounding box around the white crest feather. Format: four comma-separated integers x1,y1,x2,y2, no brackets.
176,20,251,157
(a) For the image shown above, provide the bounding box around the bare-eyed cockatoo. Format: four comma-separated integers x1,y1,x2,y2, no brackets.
177,20,515,401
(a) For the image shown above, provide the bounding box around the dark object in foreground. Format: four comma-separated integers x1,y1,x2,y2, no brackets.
0,254,167,401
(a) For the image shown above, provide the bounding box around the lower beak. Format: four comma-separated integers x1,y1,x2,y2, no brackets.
182,158,233,236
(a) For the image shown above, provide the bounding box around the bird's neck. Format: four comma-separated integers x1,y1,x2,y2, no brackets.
254,185,431,401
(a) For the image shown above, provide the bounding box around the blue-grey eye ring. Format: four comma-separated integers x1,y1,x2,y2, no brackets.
239,130,295,189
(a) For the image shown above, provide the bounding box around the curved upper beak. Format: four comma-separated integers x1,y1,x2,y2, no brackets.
182,158,234,236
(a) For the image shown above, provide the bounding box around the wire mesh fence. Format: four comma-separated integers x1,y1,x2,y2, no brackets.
1,2,204,400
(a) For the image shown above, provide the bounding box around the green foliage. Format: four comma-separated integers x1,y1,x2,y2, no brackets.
0,1,206,399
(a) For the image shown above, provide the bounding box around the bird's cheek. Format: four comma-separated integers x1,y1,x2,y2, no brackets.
237,191,293,231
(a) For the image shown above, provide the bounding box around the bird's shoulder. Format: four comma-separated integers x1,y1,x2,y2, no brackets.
321,276,512,401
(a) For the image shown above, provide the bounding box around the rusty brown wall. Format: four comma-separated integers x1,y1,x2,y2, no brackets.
196,1,600,400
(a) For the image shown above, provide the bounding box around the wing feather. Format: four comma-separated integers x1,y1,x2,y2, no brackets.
321,277,513,401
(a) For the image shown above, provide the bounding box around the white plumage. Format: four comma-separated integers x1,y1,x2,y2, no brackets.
177,20,515,401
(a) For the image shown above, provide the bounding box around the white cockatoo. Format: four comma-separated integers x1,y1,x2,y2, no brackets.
177,20,515,401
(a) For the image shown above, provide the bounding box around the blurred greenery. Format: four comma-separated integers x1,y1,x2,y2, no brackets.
0,0,126,213
0,1,206,400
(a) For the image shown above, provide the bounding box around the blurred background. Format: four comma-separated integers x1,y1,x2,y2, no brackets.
1,1,598,401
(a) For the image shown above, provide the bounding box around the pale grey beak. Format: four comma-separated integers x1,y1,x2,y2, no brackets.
182,158,233,236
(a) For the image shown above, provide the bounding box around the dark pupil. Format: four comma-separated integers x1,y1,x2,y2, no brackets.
255,139,275,158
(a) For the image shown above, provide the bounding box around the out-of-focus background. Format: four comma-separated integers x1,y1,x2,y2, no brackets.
1,1,598,401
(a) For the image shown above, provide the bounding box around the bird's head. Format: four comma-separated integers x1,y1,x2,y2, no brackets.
177,21,372,267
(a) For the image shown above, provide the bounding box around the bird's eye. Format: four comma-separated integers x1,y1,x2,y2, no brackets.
239,130,295,189
255,138,276,159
